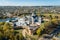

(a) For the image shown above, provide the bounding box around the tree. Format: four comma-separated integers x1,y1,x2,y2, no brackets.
51,19,58,25
36,23,45,36
2,22,14,40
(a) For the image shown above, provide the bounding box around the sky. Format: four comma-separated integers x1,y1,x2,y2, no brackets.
0,0,60,6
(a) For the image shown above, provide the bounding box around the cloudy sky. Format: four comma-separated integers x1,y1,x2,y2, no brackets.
0,0,60,6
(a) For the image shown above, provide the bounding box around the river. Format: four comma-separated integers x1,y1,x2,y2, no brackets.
0,18,16,22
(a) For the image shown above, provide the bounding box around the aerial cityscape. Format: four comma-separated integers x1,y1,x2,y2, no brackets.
0,0,60,40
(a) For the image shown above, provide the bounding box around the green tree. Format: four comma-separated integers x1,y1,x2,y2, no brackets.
36,23,45,36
